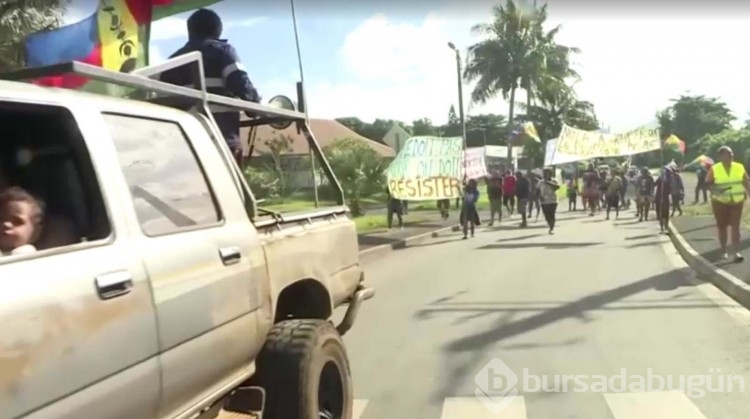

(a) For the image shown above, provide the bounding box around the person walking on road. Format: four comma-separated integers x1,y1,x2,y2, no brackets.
605,170,623,220
502,170,517,215
636,167,655,221
437,198,450,219
695,167,708,204
654,166,674,234
582,164,601,216
706,146,750,262
515,171,530,228
385,186,403,230
527,170,542,221
486,175,503,226
460,179,481,239
538,168,560,234
567,176,579,211
670,167,684,217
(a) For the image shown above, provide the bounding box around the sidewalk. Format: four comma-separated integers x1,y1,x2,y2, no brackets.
357,211,460,251
671,212,750,283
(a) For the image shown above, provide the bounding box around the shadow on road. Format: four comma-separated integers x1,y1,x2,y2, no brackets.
625,241,665,249
421,267,704,401
477,242,602,250
495,234,543,243
407,238,465,248
625,234,652,240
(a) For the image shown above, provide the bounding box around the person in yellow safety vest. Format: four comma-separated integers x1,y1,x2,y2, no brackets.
705,145,750,262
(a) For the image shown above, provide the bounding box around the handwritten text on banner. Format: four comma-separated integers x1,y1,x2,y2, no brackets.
387,136,463,200
555,125,661,158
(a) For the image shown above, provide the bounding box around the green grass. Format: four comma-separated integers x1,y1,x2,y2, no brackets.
354,212,433,233
680,201,750,228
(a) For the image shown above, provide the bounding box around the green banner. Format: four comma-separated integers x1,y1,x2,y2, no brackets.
386,136,463,200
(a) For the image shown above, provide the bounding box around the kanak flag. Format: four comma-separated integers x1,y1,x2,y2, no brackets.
24,0,221,89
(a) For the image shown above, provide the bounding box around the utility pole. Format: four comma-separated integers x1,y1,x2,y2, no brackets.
447,42,467,184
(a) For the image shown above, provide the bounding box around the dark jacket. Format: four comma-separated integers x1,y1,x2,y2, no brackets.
515,176,531,199
160,38,260,151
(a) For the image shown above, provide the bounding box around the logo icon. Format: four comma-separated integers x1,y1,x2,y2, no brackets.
475,358,519,413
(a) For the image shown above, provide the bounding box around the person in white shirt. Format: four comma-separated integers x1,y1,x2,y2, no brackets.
0,186,43,257
537,168,560,234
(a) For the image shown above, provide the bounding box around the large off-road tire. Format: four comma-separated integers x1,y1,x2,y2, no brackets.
254,319,353,419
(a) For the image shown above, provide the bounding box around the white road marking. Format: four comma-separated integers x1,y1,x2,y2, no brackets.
604,391,708,419
441,396,527,419
352,399,369,419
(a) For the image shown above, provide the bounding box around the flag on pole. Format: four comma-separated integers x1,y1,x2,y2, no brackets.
511,121,540,144
24,0,221,90
663,134,686,154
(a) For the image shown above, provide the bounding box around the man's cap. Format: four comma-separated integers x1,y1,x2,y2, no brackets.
717,145,734,155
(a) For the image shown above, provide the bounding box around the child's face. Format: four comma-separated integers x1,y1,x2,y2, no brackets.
0,200,37,252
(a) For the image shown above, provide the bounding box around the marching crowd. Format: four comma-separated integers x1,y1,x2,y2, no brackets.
384,145,750,264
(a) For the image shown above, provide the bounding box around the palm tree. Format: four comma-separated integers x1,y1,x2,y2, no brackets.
519,79,598,165
0,0,67,72
464,0,578,162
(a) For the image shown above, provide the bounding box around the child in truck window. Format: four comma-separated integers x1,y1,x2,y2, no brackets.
0,187,44,256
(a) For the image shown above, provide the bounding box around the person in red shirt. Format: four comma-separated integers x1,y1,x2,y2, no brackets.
502,170,517,214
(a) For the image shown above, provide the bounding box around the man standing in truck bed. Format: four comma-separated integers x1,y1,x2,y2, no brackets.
160,8,261,166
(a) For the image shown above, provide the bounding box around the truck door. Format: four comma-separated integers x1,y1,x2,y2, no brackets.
102,113,262,419
0,102,159,419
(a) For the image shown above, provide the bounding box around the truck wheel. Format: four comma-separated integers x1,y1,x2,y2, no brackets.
254,319,353,419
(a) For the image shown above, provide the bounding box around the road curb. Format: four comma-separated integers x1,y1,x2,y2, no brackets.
358,224,461,262
667,223,750,309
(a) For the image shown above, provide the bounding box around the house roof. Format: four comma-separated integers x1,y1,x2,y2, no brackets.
241,118,395,157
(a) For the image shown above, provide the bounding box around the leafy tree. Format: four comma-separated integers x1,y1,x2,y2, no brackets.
411,118,439,136
656,94,735,156
0,0,67,71
323,138,388,216
701,128,750,165
465,114,507,147
263,135,294,195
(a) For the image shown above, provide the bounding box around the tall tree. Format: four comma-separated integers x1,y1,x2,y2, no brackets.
521,80,598,166
0,0,67,71
411,118,439,136
447,105,459,125
464,0,577,161
656,94,734,156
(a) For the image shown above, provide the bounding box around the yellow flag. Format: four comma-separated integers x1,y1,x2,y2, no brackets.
97,0,141,73
523,122,541,142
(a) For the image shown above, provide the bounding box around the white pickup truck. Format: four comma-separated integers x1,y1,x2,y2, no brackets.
0,53,373,419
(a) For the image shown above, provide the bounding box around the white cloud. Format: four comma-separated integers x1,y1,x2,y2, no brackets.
150,17,187,41
295,10,750,135
149,45,165,64
150,16,268,41
299,13,481,126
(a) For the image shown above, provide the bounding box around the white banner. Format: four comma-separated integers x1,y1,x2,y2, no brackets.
544,138,588,166
386,136,463,200
555,125,660,159
463,147,489,179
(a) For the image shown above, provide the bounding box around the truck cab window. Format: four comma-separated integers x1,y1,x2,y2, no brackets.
103,114,221,236
0,102,110,254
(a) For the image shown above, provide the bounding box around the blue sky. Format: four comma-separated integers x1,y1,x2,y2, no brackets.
65,0,750,133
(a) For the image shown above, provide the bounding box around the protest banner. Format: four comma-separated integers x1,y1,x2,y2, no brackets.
544,138,587,166
387,136,463,200
463,147,489,179
555,125,660,159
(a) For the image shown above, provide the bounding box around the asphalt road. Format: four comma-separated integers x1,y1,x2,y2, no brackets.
342,208,750,419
